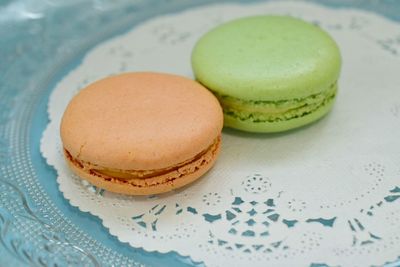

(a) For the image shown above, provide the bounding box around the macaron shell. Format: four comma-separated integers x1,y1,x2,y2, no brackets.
224,95,336,132
64,136,221,195
192,15,341,101
60,72,223,171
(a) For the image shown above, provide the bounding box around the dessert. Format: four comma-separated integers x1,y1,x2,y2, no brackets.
192,15,341,132
60,72,223,195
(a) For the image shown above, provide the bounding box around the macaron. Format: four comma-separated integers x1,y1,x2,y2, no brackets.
60,72,223,195
192,15,341,133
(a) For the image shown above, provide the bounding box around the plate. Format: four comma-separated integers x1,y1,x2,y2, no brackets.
1,0,400,266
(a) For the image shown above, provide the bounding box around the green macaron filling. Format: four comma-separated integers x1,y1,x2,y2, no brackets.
215,82,337,123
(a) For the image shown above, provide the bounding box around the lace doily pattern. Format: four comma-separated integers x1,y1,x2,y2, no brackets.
41,1,400,266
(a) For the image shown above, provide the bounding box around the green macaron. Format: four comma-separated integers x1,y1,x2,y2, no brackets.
191,15,341,133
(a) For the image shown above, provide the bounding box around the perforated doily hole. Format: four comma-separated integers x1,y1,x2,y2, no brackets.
242,174,271,194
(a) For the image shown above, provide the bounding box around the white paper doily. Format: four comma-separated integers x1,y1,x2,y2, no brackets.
41,1,400,266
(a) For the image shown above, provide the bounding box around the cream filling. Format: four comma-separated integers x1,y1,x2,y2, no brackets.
64,136,221,182
215,83,337,123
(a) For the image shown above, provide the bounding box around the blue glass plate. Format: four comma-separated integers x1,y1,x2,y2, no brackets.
1,0,400,266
